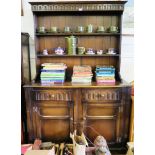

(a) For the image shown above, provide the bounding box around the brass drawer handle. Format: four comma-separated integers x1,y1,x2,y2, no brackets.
86,115,116,120
83,117,86,120
101,94,105,97
38,113,70,120
51,94,55,98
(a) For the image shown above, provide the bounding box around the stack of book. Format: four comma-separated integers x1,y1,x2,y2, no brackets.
95,66,115,84
72,65,93,83
40,63,67,84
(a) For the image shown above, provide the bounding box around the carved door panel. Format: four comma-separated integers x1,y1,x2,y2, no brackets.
83,103,122,145
33,101,73,143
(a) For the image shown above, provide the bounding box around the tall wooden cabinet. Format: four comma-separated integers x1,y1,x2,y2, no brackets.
24,0,131,151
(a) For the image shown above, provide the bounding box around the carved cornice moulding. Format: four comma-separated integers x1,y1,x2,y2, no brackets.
29,1,127,12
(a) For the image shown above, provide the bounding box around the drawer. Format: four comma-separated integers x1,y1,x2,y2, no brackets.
32,89,72,101
82,89,121,101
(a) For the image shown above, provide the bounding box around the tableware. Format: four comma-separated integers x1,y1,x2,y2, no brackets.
108,48,117,54
97,26,106,32
77,26,84,33
64,26,71,33
50,26,58,33
54,47,65,55
86,24,93,33
43,49,48,55
86,48,95,55
97,50,103,55
109,26,118,32
78,47,85,55
38,26,45,33
65,36,78,55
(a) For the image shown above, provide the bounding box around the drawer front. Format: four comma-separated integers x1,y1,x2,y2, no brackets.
82,89,121,101
32,89,73,101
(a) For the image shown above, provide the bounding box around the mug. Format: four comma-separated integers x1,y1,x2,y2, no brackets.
97,26,106,32
78,47,85,55
64,26,71,33
109,26,118,32
86,24,93,33
50,26,58,32
77,26,84,33
38,26,45,33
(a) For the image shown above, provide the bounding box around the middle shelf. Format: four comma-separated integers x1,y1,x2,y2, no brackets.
37,54,120,57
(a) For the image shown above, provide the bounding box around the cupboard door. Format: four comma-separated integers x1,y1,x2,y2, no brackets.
83,103,122,144
34,101,73,143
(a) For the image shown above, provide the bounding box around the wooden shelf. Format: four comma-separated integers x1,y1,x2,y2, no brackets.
37,54,120,57
36,32,121,36
24,81,130,88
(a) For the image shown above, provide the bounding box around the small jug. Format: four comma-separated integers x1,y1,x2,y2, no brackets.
43,49,48,55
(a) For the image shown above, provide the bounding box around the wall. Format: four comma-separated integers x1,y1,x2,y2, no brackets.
21,0,134,82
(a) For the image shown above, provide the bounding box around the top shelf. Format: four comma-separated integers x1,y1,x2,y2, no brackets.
36,32,121,36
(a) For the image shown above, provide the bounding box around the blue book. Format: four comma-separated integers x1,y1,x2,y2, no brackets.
95,71,115,74
41,69,65,72
96,74,115,77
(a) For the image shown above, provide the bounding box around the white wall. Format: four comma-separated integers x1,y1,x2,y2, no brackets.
21,0,134,82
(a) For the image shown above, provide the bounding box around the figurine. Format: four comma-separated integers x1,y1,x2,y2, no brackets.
32,138,42,150
94,136,111,155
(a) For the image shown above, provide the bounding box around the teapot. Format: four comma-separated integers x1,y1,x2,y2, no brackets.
54,47,65,55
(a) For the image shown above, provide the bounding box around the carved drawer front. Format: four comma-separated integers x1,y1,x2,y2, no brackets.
82,89,121,101
32,89,72,101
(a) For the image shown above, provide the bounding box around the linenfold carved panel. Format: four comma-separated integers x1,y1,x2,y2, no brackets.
82,89,121,101
31,4,124,12
32,90,72,101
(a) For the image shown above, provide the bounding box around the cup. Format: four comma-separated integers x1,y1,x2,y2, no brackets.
64,26,71,33
108,48,116,54
97,50,103,55
86,48,95,55
78,47,85,55
97,26,106,32
77,26,84,33
50,26,58,33
38,26,45,33
109,26,118,32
